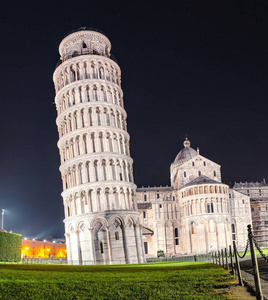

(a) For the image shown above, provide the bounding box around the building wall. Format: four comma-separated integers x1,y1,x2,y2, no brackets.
136,142,251,257
171,155,221,189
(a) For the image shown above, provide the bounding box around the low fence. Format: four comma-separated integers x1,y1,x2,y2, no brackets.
22,258,67,264
147,254,211,263
211,224,267,300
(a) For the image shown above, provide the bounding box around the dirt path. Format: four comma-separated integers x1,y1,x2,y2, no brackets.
228,285,256,300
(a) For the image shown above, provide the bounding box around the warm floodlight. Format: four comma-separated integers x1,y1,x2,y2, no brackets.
25,247,29,250
47,249,50,251
53,241,56,243
44,240,46,242
24,237,27,240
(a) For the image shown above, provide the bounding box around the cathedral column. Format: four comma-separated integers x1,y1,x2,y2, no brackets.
204,222,209,253
224,221,228,249
139,224,146,262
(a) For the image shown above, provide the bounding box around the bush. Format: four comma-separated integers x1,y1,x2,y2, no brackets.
0,231,22,262
157,250,164,257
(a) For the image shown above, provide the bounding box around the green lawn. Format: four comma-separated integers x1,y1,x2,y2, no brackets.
238,247,268,256
0,262,234,299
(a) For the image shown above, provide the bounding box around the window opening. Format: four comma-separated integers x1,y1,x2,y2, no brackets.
115,232,119,240
100,241,104,253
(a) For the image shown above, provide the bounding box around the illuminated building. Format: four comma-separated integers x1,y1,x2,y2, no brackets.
137,139,252,256
21,239,67,258
53,28,145,265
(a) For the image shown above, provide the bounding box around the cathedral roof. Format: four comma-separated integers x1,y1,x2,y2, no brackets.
173,138,198,166
182,175,221,189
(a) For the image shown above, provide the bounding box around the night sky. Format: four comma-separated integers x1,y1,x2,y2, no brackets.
0,1,267,238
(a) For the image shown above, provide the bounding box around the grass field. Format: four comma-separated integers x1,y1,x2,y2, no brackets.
238,247,268,256
0,262,235,299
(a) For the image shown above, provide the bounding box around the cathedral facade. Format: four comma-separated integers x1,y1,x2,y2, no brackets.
53,28,145,265
137,139,252,257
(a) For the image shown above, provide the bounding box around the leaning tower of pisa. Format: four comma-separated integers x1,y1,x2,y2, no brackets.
53,28,146,265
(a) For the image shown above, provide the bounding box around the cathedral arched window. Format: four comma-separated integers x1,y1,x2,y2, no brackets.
174,228,179,245
184,172,187,177
204,161,206,166
206,203,213,213
190,222,196,234
144,242,148,254
213,170,216,177
231,224,236,240
143,211,146,218
192,162,194,166
198,171,201,176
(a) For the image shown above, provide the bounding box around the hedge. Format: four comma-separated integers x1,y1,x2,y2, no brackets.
0,231,22,262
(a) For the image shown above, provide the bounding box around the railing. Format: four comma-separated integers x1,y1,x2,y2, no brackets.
55,53,118,69
211,225,266,300
22,258,67,264
62,27,108,39
147,254,211,263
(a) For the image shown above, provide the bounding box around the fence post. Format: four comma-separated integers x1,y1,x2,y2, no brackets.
225,248,229,270
221,249,225,268
229,245,234,275
218,250,221,266
233,241,243,286
248,225,263,300
212,252,215,264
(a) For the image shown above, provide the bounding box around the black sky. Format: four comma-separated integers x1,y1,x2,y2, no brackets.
0,0,267,238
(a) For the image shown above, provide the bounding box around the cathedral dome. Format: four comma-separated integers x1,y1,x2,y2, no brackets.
173,139,198,166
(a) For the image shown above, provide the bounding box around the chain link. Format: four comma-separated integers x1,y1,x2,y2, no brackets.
252,235,268,263
235,239,249,259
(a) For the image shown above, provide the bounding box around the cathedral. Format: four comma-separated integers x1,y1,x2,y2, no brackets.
136,139,251,257
53,28,251,264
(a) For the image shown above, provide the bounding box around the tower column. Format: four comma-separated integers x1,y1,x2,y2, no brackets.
121,225,130,264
